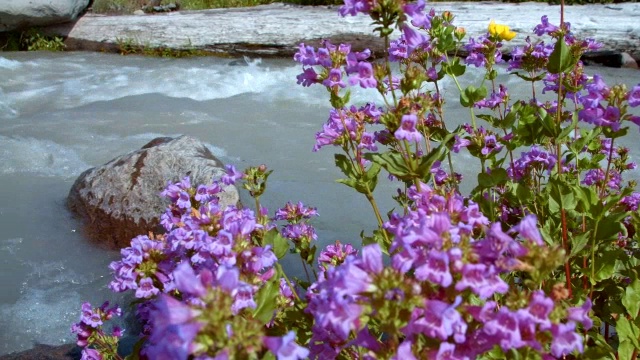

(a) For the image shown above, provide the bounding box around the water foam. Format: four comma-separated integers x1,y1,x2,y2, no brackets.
0,136,90,178
0,56,21,70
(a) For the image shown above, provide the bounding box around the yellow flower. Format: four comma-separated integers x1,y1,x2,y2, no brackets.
488,20,516,41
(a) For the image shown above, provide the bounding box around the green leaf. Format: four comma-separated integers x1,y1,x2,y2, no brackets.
262,352,277,360
477,168,508,189
569,231,591,258
547,36,574,74
361,229,390,253
582,332,616,360
358,162,382,193
442,57,466,77
334,154,357,178
548,178,578,213
336,177,357,189
416,132,455,179
510,71,546,82
596,213,627,241
336,158,381,194
263,228,290,259
460,90,472,107
475,85,488,101
253,276,279,324
623,278,640,318
365,151,414,180
616,316,640,350
329,90,350,109
592,251,618,283
603,125,629,139
618,340,636,360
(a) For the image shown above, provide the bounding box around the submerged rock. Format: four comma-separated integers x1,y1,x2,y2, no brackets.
0,0,90,32
67,135,239,249
0,343,79,360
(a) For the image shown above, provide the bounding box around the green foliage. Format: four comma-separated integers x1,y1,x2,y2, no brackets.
115,37,210,57
0,29,65,52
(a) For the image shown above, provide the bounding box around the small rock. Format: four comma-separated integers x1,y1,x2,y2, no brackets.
67,135,239,249
133,9,145,15
621,52,639,69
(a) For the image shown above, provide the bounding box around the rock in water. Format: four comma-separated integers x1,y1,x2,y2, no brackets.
67,136,239,249
0,343,79,360
0,0,90,32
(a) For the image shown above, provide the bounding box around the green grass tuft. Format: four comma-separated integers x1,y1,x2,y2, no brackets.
0,29,65,52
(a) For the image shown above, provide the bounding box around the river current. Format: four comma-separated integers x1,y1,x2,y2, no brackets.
0,51,638,355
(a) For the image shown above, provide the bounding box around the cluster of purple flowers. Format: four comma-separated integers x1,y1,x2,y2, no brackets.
507,37,554,72
105,174,311,359
474,84,509,110
453,125,504,158
311,104,382,153
507,145,557,181
464,34,503,68
576,75,640,131
275,201,320,246
71,302,123,360
305,184,590,358
294,40,376,91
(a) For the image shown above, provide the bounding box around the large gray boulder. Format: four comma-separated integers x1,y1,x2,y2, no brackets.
67,135,240,249
0,0,90,32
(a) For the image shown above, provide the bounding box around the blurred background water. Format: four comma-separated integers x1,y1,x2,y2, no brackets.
0,51,638,355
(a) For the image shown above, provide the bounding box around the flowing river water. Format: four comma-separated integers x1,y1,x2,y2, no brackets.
0,51,638,355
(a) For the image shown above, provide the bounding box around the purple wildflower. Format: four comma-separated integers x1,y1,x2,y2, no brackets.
567,298,593,330
533,15,558,36
293,43,317,65
349,61,377,88
80,349,103,360
222,165,244,185
620,192,640,211
388,38,408,61
628,84,640,107
402,25,429,56
550,322,583,358
395,114,424,143
511,214,544,246
414,249,453,287
483,308,524,351
339,0,373,16
136,277,160,299
323,68,346,88
274,201,318,221
405,297,467,342
404,0,433,29
393,340,417,360
264,331,309,360
318,240,357,271
296,67,319,87
455,263,508,299
358,131,378,151
361,244,383,274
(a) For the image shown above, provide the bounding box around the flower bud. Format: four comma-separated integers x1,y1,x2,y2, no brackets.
442,11,454,22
